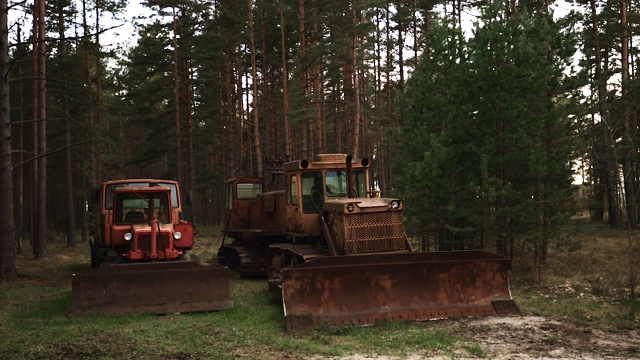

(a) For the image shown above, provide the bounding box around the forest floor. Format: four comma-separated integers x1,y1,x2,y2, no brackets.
2,219,640,359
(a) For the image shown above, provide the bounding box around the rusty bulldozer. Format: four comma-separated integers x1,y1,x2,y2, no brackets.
219,154,519,331
70,179,233,316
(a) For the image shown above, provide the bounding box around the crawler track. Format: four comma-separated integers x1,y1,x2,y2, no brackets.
218,243,267,278
266,243,330,294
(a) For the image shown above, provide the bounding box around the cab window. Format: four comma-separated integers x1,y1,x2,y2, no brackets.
287,175,298,205
353,170,368,198
324,169,368,198
105,182,179,209
237,183,262,199
325,170,348,197
301,171,323,213
115,193,170,225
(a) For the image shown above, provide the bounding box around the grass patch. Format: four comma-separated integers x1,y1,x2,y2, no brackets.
2,221,640,358
0,228,466,359
510,220,640,330
461,343,487,358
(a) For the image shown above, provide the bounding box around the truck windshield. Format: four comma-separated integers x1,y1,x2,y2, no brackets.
114,192,171,225
105,182,179,210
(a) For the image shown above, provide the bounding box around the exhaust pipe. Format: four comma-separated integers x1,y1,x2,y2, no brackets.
346,155,354,198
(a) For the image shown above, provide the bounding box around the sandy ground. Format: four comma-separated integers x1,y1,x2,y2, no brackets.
311,316,640,360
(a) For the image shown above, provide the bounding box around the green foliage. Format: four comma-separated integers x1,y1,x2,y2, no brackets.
395,2,578,256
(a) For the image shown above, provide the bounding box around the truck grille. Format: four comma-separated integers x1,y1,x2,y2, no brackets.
137,234,172,252
343,211,406,254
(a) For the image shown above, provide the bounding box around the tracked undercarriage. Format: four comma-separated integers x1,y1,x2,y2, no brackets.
266,242,330,292
218,242,269,277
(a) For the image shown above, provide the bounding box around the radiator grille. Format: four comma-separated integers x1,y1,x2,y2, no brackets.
343,211,405,254
137,234,172,252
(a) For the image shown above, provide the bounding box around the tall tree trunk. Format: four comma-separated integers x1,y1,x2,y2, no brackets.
350,3,361,159
94,3,103,179
243,53,251,173
30,4,37,248
619,0,636,228
397,6,405,91
260,12,272,159
184,59,195,194
82,0,95,187
223,57,235,176
279,0,291,158
81,0,94,249
58,1,75,246
412,0,418,68
247,0,263,176
0,0,16,277
15,26,24,254
33,0,46,259
590,0,620,226
173,6,182,184
384,2,393,193
618,0,637,299
236,41,245,174
298,0,308,158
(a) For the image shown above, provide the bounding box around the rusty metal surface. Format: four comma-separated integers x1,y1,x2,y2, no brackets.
70,261,233,316
343,211,405,254
281,251,519,331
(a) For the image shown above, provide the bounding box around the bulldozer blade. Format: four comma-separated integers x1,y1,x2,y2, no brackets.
281,251,519,331
70,261,234,316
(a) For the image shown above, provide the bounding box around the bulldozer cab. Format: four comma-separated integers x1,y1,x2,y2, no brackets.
284,154,374,236
98,179,183,223
299,169,369,214
223,177,264,232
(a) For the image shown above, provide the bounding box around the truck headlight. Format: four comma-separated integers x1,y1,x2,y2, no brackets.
124,232,133,241
391,200,400,209
173,232,182,240
346,203,355,212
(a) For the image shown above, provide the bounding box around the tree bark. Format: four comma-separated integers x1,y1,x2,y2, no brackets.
350,3,361,159
619,0,636,228
33,0,46,259
589,0,620,226
0,0,16,277
247,0,263,176
58,1,76,246
279,0,291,158
173,6,182,184
298,0,308,158
82,0,96,194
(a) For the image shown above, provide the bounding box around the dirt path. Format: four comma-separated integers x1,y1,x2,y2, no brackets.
436,315,640,359
316,316,640,359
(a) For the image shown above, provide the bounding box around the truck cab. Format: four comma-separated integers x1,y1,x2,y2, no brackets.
89,179,193,267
